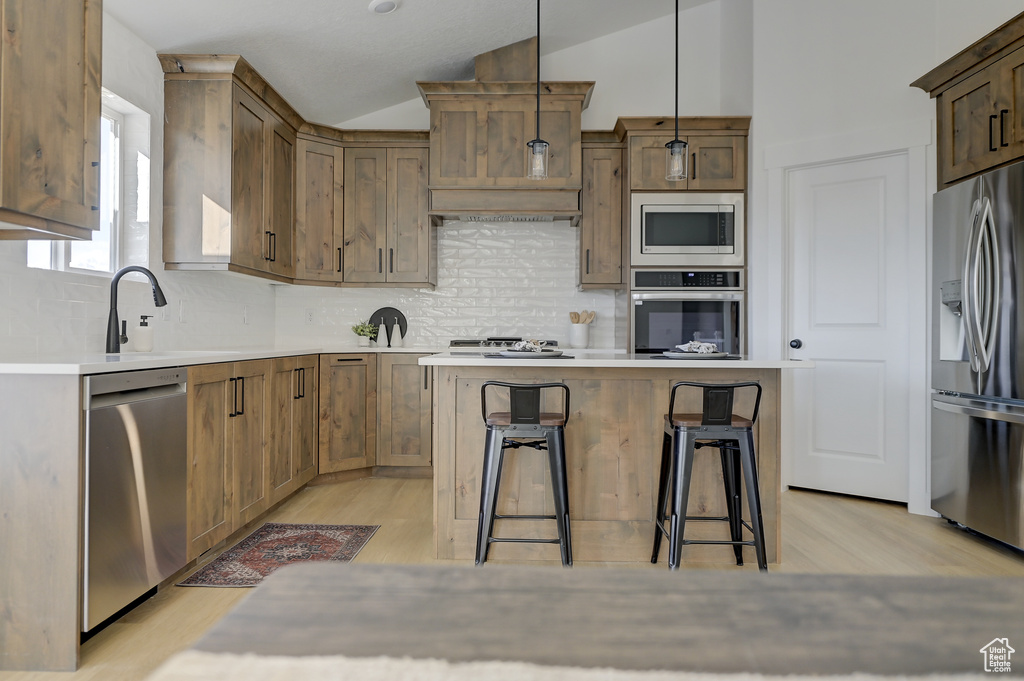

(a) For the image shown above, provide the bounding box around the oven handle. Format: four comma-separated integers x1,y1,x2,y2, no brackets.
631,291,744,303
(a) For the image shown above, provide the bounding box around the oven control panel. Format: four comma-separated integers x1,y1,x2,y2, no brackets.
631,269,743,289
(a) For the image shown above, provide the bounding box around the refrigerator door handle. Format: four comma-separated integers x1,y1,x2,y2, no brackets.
975,197,1000,374
962,199,983,373
933,394,1024,425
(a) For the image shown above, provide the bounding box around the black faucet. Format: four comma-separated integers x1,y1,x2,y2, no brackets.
106,266,168,353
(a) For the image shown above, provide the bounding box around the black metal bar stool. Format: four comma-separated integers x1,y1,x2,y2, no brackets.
476,381,572,567
651,381,767,571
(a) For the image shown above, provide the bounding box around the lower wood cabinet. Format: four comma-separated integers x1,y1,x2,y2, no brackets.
186,359,271,561
318,352,433,473
187,354,317,561
318,353,378,472
269,354,319,504
378,353,432,467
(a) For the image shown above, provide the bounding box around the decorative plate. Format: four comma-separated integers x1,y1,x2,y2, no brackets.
498,349,564,358
662,351,729,359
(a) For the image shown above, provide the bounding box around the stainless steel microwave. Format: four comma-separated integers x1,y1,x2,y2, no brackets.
630,193,745,267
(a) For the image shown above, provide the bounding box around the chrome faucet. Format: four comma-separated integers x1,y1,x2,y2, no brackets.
106,266,168,353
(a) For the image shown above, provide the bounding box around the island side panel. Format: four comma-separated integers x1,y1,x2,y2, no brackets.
0,374,82,671
433,365,780,564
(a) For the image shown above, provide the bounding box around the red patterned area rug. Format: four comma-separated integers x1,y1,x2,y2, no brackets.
178,523,379,587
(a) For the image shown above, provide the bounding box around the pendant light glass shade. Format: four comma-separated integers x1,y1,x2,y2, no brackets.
666,0,687,181
527,0,548,180
666,139,688,181
527,139,549,180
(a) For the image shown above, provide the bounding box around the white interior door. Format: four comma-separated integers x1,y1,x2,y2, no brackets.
786,152,911,502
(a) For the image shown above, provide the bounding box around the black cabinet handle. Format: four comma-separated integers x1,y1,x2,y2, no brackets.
337,247,343,273
294,367,302,400
229,377,238,417
236,376,245,416
424,366,429,390
335,357,363,363
389,248,394,274
378,248,383,273
91,161,100,210
990,115,999,152
585,249,591,274
264,231,273,261
1001,109,1009,147
692,152,696,179
270,232,277,262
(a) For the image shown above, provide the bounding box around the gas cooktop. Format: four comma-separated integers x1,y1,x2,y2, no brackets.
448,337,558,351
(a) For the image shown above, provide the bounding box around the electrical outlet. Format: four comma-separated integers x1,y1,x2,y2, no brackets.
305,309,314,326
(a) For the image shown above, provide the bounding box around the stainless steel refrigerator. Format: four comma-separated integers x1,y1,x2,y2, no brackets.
932,160,1024,551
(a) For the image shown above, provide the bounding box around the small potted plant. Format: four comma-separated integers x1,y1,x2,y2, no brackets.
351,320,378,347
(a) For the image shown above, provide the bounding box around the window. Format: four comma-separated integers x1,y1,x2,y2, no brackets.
27,89,150,274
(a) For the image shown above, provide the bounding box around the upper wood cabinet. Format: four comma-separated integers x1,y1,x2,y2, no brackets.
377,353,432,467
161,55,300,282
295,138,345,283
0,0,101,241
628,134,747,191
343,146,433,286
615,117,749,192
913,12,1024,185
580,144,624,288
318,353,378,473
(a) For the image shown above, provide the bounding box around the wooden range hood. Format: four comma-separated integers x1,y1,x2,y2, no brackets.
417,39,594,225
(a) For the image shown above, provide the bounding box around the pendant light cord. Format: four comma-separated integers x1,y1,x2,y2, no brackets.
674,0,679,142
535,0,541,141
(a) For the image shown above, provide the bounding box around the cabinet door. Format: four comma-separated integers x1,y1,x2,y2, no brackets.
378,354,432,467
387,147,431,283
580,147,623,286
186,362,235,561
268,356,298,504
232,359,270,526
318,354,377,472
428,98,581,188
940,66,1006,184
231,86,269,273
266,118,295,278
343,148,387,283
293,354,320,485
295,139,345,282
629,135,680,191
0,0,101,234
687,136,746,191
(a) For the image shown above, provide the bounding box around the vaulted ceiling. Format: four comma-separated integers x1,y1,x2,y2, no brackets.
104,0,712,126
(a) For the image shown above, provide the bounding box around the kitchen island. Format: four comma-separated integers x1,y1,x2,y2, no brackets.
420,351,810,565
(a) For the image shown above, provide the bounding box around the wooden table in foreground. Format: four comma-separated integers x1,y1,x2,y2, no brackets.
194,563,1021,674
420,353,809,564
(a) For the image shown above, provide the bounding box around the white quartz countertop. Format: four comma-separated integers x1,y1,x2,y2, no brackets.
0,344,449,375
419,350,812,369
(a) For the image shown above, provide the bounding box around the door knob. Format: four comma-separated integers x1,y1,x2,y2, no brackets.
789,339,802,349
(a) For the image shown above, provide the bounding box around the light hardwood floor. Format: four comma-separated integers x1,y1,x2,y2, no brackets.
3,479,1022,681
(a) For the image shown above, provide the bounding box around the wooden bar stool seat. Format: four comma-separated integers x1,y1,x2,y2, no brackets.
652,381,767,571
476,381,573,567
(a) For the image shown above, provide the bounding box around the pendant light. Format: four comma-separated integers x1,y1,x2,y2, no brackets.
666,0,688,181
526,0,548,180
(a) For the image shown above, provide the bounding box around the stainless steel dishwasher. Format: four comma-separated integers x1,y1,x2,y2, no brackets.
82,367,188,632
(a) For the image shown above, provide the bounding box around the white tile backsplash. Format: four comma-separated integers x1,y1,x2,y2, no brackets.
0,221,624,357
275,221,623,349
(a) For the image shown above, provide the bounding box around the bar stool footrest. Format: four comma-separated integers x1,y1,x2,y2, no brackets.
493,513,557,521
488,537,562,544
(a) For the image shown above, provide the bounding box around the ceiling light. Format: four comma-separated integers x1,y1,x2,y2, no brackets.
527,0,548,180
666,0,688,181
368,0,398,14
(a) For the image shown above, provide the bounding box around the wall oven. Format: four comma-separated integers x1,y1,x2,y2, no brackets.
630,269,744,354
631,192,745,267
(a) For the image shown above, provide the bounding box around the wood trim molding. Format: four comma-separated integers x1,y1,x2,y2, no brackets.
911,11,1024,95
